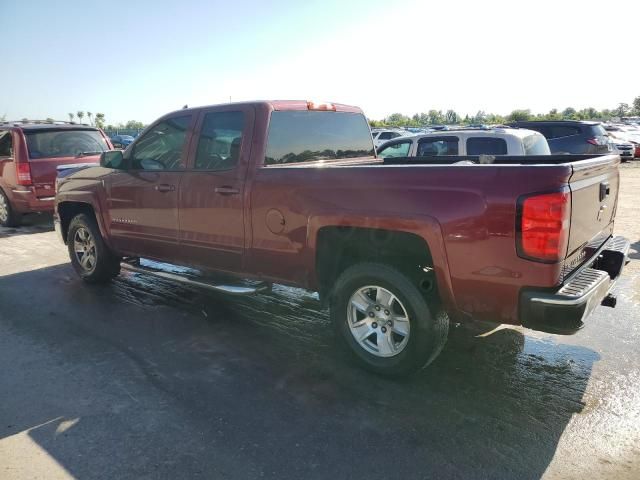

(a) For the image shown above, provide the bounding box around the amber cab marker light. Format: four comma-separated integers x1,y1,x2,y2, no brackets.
307,101,336,111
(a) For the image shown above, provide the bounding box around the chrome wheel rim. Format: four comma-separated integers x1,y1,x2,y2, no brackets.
0,194,8,223
74,227,97,273
347,285,411,357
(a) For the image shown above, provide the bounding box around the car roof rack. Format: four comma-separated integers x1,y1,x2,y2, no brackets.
0,119,88,126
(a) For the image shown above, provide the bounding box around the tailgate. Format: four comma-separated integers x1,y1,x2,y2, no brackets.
29,155,100,197
564,155,619,277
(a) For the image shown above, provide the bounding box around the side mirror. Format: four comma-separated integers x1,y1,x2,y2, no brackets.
100,150,126,169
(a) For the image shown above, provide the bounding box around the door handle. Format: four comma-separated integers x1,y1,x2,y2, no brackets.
214,186,240,195
155,184,175,192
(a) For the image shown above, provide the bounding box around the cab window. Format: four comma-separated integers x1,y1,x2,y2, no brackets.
130,115,192,170
195,111,245,170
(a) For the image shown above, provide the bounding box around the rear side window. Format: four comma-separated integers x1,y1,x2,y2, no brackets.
522,135,550,155
587,124,607,137
417,137,459,156
378,131,400,140
378,140,412,158
195,111,244,170
25,129,109,159
264,111,374,165
547,125,581,139
0,131,12,157
131,115,192,170
466,137,508,155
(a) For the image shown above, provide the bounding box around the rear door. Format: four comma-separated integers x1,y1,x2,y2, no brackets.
106,114,194,259
23,128,110,198
564,156,619,276
178,105,254,272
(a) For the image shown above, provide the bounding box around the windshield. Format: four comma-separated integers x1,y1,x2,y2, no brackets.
25,129,109,159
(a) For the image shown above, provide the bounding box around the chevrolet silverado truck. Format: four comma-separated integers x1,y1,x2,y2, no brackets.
54,100,630,376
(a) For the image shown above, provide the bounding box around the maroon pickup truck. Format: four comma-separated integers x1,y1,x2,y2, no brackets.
54,100,630,376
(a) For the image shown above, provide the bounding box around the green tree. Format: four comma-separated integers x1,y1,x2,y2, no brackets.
125,120,145,129
508,109,532,122
76,111,85,124
632,96,640,116
68,112,75,123
87,111,93,126
486,113,506,124
445,110,459,124
473,110,487,124
562,107,577,119
428,110,444,125
614,103,629,117
94,113,106,129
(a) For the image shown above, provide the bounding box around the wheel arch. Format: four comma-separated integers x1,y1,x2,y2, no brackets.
311,218,457,317
57,200,111,247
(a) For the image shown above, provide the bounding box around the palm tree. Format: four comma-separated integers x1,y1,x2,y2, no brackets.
87,111,93,126
68,112,75,123
94,113,105,129
76,111,85,124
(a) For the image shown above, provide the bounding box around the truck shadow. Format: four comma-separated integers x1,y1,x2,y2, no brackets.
0,214,53,238
0,264,599,480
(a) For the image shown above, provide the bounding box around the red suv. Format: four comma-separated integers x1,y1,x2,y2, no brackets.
0,121,112,226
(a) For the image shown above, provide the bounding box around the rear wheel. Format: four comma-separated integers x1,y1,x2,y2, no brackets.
0,189,21,227
330,262,448,377
67,213,121,283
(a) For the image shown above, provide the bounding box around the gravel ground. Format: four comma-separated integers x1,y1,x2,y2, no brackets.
0,163,639,480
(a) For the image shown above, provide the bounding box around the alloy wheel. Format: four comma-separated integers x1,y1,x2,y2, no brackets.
74,227,97,272
347,285,411,357
0,194,8,223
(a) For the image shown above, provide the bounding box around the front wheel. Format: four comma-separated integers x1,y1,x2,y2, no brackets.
330,263,448,377
67,213,121,283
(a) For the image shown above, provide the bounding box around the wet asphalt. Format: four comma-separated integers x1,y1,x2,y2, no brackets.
1,167,640,479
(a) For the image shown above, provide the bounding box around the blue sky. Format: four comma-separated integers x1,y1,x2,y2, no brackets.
1,0,638,124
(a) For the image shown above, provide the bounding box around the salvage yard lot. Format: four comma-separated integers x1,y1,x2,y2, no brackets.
1,165,639,480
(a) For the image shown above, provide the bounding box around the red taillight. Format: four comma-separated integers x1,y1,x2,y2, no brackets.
517,191,571,262
16,162,32,186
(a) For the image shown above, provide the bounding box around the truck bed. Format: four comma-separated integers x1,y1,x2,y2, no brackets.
382,153,612,165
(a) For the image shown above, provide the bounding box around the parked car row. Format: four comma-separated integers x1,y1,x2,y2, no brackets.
376,120,640,161
377,127,550,159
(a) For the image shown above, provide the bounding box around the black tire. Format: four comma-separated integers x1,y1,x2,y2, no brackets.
330,262,448,377
0,189,21,227
67,213,121,283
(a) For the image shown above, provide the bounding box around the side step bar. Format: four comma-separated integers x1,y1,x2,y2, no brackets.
121,259,271,296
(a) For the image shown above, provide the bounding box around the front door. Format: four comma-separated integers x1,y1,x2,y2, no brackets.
178,106,254,273
106,114,194,259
